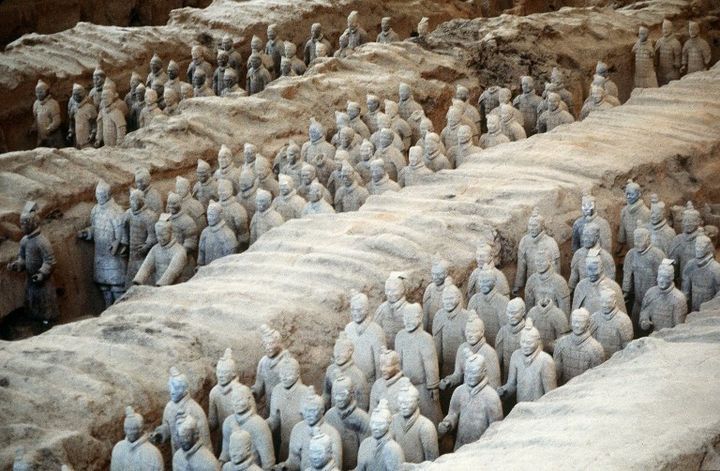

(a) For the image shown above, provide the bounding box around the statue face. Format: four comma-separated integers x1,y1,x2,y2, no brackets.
586,259,601,282
431,265,446,286
476,248,490,267
156,224,172,245
222,37,232,51
279,180,291,196
367,98,379,112
380,357,399,380
639,28,648,41
250,56,261,69
124,421,142,443
308,441,330,469
442,290,459,312
528,219,541,238
256,196,271,212
582,228,598,249
662,22,672,36
303,403,323,426
339,132,352,148
399,86,410,101
398,391,418,418
634,231,650,251
571,312,589,336
130,194,143,212
251,38,262,51
371,164,384,183
403,308,421,332
72,89,84,103
333,384,352,409
286,147,299,163
650,206,663,225
689,23,699,38
591,87,604,104
20,215,38,235
425,138,438,154
309,126,322,142
458,127,471,144
301,169,313,185
197,168,209,183
95,186,110,205
178,424,195,451
263,336,282,357
207,207,222,226
192,50,202,65
479,273,495,294
380,131,393,148
267,27,277,40
334,343,353,365
507,305,524,326
370,414,390,439
487,117,499,133
217,55,228,67
381,19,391,32
520,334,539,356
625,187,640,205
581,199,595,217
218,153,231,169
521,79,533,94
657,271,673,290
150,61,160,74
549,94,560,111
465,364,484,387
279,364,299,388
93,74,104,89
600,290,615,314
35,86,48,102
233,392,251,414
168,68,178,80
351,300,368,323
385,280,404,303
166,198,181,215
308,186,322,203
311,24,321,38
193,73,205,88
534,253,550,273
683,214,699,234
169,378,188,403
216,363,233,386
695,239,712,259
466,323,483,344
229,438,249,464
360,145,373,161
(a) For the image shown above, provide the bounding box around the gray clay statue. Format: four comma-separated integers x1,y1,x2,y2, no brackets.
221,429,264,471
220,36,243,77
303,23,332,65
622,227,665,328
209,349,251,446
646,195,676,255
215,179,249,249
90,65,106,107
344,10,368,49
272,175,306,221
579,85,615,121
302,119,336,163
447,125,482,168
67,83,97,149
367,158,401,195
454,85,482,130
132,214,188,286
467,242,510,299
390,378,439,464
256,157,280,199
247,53,272,96
526,289,570,354
111,406,163,471
498,104,526,143
369,348,406,414
167,190,200,266
193,160,219,208
363,95,384,135
124,72,141,112
334,163,368,212
681,233,720,312
525,249,571,317
640,259,687,332
324,375,370,469
134,167,163,212
512,76,543,136
323,333,370,411
513,209,561,296
655,19,682,85
440,106,465,156
251,324,292,415
146,53,168,88
128,84,145,131
238,170,260,222
478,85,501,120
617,179,650,256
220,388,275,468
122,188,158,287
344,291,387,386
398,83,423,121
172,412,221,471
7,201,58,324
438,353,503,450
31,80,64,148
214,50,230,97
589,287,634,356
222,69,247,97
139,89,162,128
187,45,213,84
193,68,216,98
632,26,658,88
422,259,450,331
250,189,284,245
595,62,619,98
552,308,605,385
374,273,416,348
572,249,627,315
374,128,406,181
355,399,405,471
468,264,510,346
377,16,400,43
267,356,308,462
166,60,183,97
479,114,510,149
306,429,341,471
571,194,612,253
432,282,473,379
265,24,283,79
423,132,451,172
497,318,557,402
440,314,502,391
681,22,712,75
536,92,574,133
77,180,127,307
495,297,526,381
302,182,335,216
398,146,432,188
569,223,616,290
283,42,307,76
96,85,127,147
669,202,703,278
384,100,412,151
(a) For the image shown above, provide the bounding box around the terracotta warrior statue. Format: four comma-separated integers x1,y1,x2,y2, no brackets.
681,233,720,312
468,265,509,347
215,180,248,249
192,160,218,208
525,250,571,318
590,287,633,356
395,303,443,425
187,45,213,83
422,259,450,331
146,52,168,88
415,117,442,153
132,214,188,286
283,42,306,77
302,118,336,163
122,189,158,286
214,50,230,97
448,125,482,168
640,259,687,332
220,388,275,468
345,290,387,386
334,163,368,212
454,85,482,130
572,249,627,315
193,68,216,97
89,64,106,107
7,201,58,325
385,99,412,151
323,333,369,411
304,23,332,65
497,318,557,403
152,367,212,454
139,88,162,128
134,167,163,214
172,412,221,470
569,223,615,291
553,308,605,385
111,406,163,470
536,92,574,133
654,19,682,85
125,71,142,111
302,181,335,216
249,189,284,244
513,208,560,296
495,297,526,381
78,180,127,307
31,79,64,148
209,349,250,449
646,195,676,255
355,399,405,471
669,202,703,277
398,146,432,187
374,128,406,181
265,24,283,79
479,114,510,148
367,158,401,195
246,53,272,96
374,272,416,348
622,226,664,329
616,179,650,256
377,16,400,43
166,60,182,97
267,356,308,462
222,429,264,471
632,26,658,88
440,314,501,391
222,69,247,97
440,106,465,156
255,157,279,199
467,242,509,298
362,95,384,136
499,104,526,142
220,36,243,77
369,348,406,414
391,378,439,463
432,282,473,378
167,190,200,267
571,193,611,253
398,83,423,121
343,10,368,49
252,324,292,416
681,21,712,75
324,375,370,469
67,83,97,149
423,132,451,172
594,61,619,99
439,353,503,450
579,85,616,121
198,201,238,267
96,86,127,147
128,83,145,131
527,289,570,354
513,76,543,136
271,174,305,221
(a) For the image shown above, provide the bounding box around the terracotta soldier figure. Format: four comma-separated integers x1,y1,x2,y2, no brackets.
324,375,370,469
513,209,560,296
193,68,216,97
222,69,247,97
478,85,501,121
395,303,443,425
622,226,665,328
467,242,510,298
267,356,308,462
536,92,574,133
265,24,283,79
479,114,510,148
166,60,183,97
438,353,503,450
7,201,58,325
640,259,687,332
617,179,650,256
128,83,146,131
31,79,64,148
124,71,142,111
215,180,248,249
433,282,473,378
283,42,307,76
571,193,612,253
422,259,451,331
167,191,199,268
423,132,451,172
250,189,284,244
132,215,188,286
344,10,368,49
271,175,305,221
302,182,335,216
590,288,633,356
323,333,369,411
513,76,543,136
246,53,272,95
301,119,336,163
369,348,406,414
67,83,97,148
220,36,243,77
499,104,526,142
146,53,168,88
377,16,400,43
646,195,676,255
345,290,386,386
448,125,482,167
89,64,106,107
172,413,221,471
152,367,212,454
96,86,127,147
122,189,158,286
498,318,557,402
669,202,703,277
367,158,401,195
164,87,180,115
255,157,280,198
251,324,292,415
193,160,218,208
495,297,526,381
681,21,712,74
238,170,260,221
134,167,163,214
525,250,571,317
440,314,501,391
527,290,570,354
573,249,626,314
334,163,368,212
220,388,275,468
187,45,213,83
384,100,412,151
682,234,720,312
468,265,509,346
139,88,162,128
78,180,127,307
579,85,616,120
632,26,658,88
222,430,264,471
595,61,619,99
549,67,574,114
655,19,682,85
569,223,615,290
306,429,340,471
375,272,417,348
391,378,439,463
304,23,332,65
214,50,230,97
454,85,481,130
355,399,405,471
398,146,432,187
440,106,466,156
209,349,249,449
111,406,163,470
398,83,423,121
553,308,605,385
415,117,441,153
198,201,238,266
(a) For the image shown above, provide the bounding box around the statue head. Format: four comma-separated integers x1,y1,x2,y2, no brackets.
581,194,596,217
397,377,420,418
164,88,179,107
403,303,422,332
135,167,151,190
487,114,501,133
695,233,713,260
340,162,355,187
365,94,380,112
123,406,144,443
308,429,334,470
191,45,204,64
520,318,541,356
309,118,325,142
207,200,223,226
596,61,609,78
506,298,526,326
385,100,399,119
255,156,272,181
638,25,649,41
419,117,434,137
255,188,272,212
260,324,283,357
228,430,253,465
250,35,262,52
193,68,207,88
267,23,277,41
134,83,146,103
446,106,461,126
475,242,494,267
590,85,605,105
145,88,158,106
347,10,359,30
633,226,651,251
359,139,374,161
350,290,369,323
399,82,412,101
315,42,328,58
284,40,297,58
168,60,179,80
129,189,145,212
370,399,392,439
95,179,111,205
650,197,665,225
417,17,429,36
688,21,699,38
308,182,324,203
338,127,354,149
168,366,189,403
302,386,324,426
379,128,394,149
346,101,361,120
464,353,487,387
625,179,642,205
286,140,300,163
442,282,462,312
408,146,423,167
657,259,675,290
498,88,512,105
278,356,301,389
242,141,256,163
547,92,561,112
71,83,86,103
521,76,534,94
551,67,564,87
239,170,256,193
380,348,400,380
425,132,440,155
376,114,391,131
218,145,233,170
331,373,354,410
534,249,552,275
571,308,591,336
582,223,600,249
155,217,172,246
385,272,406,303
180,83,193,100
221,35,234,51
465,314,485,345
370,158,386,183
381,16,392,32
500,104,515,123
176,413,198,451
101,86,117,108
430,258,449,286
528,208,545,237
682,202,701,234
333,332,354,366
212,348,236,387
249,53,261,70
662,19,673,37
457,125,472,145
149,53,162,74
478,265,496,295
585,250,603,282
231,387,255,415
301,163,316,185
600,286,616,314
216,49,229,68
338,32,350,50
195,160,211,184
278,174,293,197
280,57,292,76
455,84,470,102
311,22,322,40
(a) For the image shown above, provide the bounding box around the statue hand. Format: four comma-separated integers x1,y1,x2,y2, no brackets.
640,320,652,331
439,378,449,391
149,429,162,444
496,386,506,397
511,287,520,297
437,420,450,436
680,65,687,74
110,240,120,255
7,261,21,272
31,272,45,283
430,388,440,401
77,229,89,240
66,130,73,142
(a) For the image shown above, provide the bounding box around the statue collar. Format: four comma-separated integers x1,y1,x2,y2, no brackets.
603,308,618,321
228,455,256,470
572,330,592,345
426,149,440,160
530,230,546,242
399,408,420,432
352,318,371,335
131,204,147,216
386,372,403,387
169,211,184,221
183,441,203,459
482,288,496,301
523,346,542,365
269,349,289,368
511,320,525,334
128,433,150,450
584,212,597,223
626,199,644,214
233,409,254,425
336,357,355,371
659,283,675,294
338,401,358,419
281,189,298,200
537,301,554,314
468,337,486,352
470,377,489,396
390,297,407,312
639,244,652,255
218,378,237,395
652,219,668,230
489,129,503,137
38,96,51,105
538,268,553,281
697,254,714,268
161,238,177,249
410,161,426,170
445,304,461,319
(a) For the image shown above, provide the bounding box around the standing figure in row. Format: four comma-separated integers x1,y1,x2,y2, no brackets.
633,26,658,89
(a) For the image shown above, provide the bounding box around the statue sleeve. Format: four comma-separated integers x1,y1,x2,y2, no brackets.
681,43,689,66
552,341,564,381
680,264,691,300
445,347,464,388
674,294,688,326
421,421,439,461
219,418,231,463
285,426,302,471
639,290,652,326
702,41,711,64
208,391,218,430
504,354,518,396
256,421,276,469
444,388,461,431
14,238,27,270
557,281,571,317
621,252,634,293
157,248,187,286
514,241,527,289
198,232,207,266
266,391,280,432
48,100,62,133
422,338,440,389
133,247,156,284
617,210,627,245
619,317,634,349
541,356,558,394
38,236,56,276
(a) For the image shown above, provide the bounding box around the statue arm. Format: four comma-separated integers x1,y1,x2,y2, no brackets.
423,339,440,390
702,41,712,64
639,292,653,330
284,427,302,471
156,248,187,286
133,248,156,284
38,236,56,276
95,113,103,145
9,239,27,271
421,421,439,461
541,356,558,394
48,101,62,133
208,392,219,430
197,233,207,266
257,421,276,468
441,390,461,432
444,348,464,389
513,243,527,291
674,295,688,326
266,393,280,432
680,265,691,300
219,419,231,463
619,318,634,349
553,343,564,381
621,253,634,294
502,356,518,396
558,283,571,316
251,361,265,398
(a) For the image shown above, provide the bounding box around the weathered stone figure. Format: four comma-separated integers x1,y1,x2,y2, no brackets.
265,24,283,79
669,202,703,277
439,353,503,450
385,100,412,151
571,193,612,253
132,215,188,286
377,16,400,43
271,175,305,221
448,125,482,168
415,117,441,153
222,69,247,97
187,45,213,83
152,367,211,454
374,129,406,181
343,10,368,49
31,79,64,148
220,388,275,468
423,132,451,172
553,308,605,385
369,348,406,414
124,71,142,111
569,223,616,290
499,104,527,142
306,429,341,471
498,318,557,403
334,163,368,212
251,324,292,414
128,83,146,131
682,234,720,312
622,226,665,327
440,314,501,391
67,83,97,148
246,53,271,96
267,356,308,461
345,291,386,386
375,273,416,348
164,88,181,115
595,61,619,99
513,76,543,136
222,430,264,471
467,242,510,298
398,83,423,121
172,413,221,471
135,166,164,214
432,282,472,378
111,406,163,471
395,303,443,425
398,146,432,187
302,182,335,216
640,259,687,332
646,195,676,255
213,50,230,97
324,374,370,469
167,191,200,266
681,22,712,74
479,114,510,148
468,265,509,346
215,180,248,249
78,180,127,307
249,189,284,245
573,249,626,314
495,297,526,381
422,259,450,331
145,53,167,89
302,119,336,163
122,189,158,286
655,19,682,85
579,85,616,120
454,85,481,130
283,42,306,77
139,88,163,128
527,290,570,354
220,36,243,77
198,201,238,267
193,68,216,98
256,158,280,199
355,399,405,471
303,23,331,65
96,86,127,147
323,333,369,411
617,179,651,255
367,158,401,195
193,160,218,208
7,201,58,324
440,106,465,155
165,60,183,97
549,67,574,114
209,349,249,446
513,209,561,296
391,378,439,464
590,288,633,356
536,92,574,133
632,26,658,88
362,95,384,135
525,250,571,317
